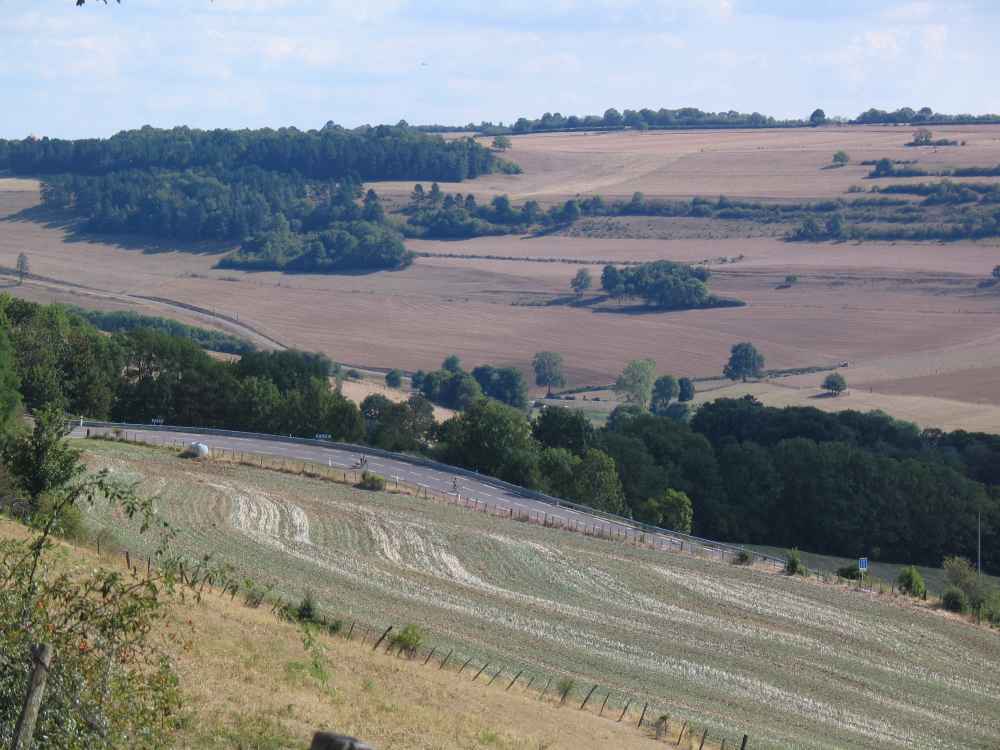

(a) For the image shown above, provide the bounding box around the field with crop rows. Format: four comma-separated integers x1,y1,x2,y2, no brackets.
80,440,1000,750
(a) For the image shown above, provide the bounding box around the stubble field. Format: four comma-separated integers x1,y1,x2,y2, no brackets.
4,124,1000,430
81,440,1000,750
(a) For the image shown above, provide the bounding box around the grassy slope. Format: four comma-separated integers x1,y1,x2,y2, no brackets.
80,440,1000,750
0,518,684,750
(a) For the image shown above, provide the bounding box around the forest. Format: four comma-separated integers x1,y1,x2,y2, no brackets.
2,296,997,573
2,124,510,273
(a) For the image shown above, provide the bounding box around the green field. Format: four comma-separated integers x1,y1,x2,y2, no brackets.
81,440,1000,750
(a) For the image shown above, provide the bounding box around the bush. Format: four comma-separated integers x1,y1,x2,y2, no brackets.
243,580,268,609
390,624,424,657
896,566,926,598
733,548,752,566
785,548,806,576
346,369,362,380
297,590,317,622
837,562,862,580
556,677,576,704
385,368,404,388
356,471,386,491
942,586,969,613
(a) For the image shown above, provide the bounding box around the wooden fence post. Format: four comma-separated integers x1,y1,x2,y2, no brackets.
618,699,631,722
579,684,598,711
11,643,53,750
637,702,648,728
539,677,552,700
740,734,749,750
472,663,490,681
371,626,393,651
458,657,474,675
439,649,453,670
423,647,436,666
506,668,525,691
599,692,610,717
347,621,355,641
698,729,709,750
675,721,687,746
487,668,503,687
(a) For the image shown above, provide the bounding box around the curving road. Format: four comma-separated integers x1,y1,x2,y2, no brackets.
71,425,783,569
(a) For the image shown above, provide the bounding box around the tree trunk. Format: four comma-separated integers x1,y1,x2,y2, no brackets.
12,643,53,750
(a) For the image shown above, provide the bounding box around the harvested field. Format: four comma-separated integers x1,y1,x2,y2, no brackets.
371,124,1000,203
6,122,1000,432
80,440,1000,750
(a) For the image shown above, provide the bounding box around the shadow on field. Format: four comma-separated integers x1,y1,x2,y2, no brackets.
2,204,232,257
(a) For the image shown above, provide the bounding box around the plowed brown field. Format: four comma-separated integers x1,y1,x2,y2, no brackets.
4,123,1000,430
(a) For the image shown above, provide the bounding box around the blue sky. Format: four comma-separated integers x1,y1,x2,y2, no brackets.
2,0,998,138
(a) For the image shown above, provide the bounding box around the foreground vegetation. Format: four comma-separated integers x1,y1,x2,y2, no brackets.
79,439,1000,750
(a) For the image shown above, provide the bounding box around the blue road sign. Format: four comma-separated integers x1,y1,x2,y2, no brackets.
859,557,869,572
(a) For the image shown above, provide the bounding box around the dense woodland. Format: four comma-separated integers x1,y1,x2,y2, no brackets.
0,125,511,273
1,296,997,573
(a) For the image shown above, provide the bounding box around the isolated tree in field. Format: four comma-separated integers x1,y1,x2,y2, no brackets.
532,351,565,395
822,372,847,396
659,488,693,534
832,150,849,166
428,182,443,206
614,358,657,410
442,354,462,373
385,368,403,388
16,253,29,284
570,268,592,296
410,183,425,205
677,377,695,402
912,128,933,145
649,375,678,416
723,342,765,382
810,108,827,126
491,134,512,151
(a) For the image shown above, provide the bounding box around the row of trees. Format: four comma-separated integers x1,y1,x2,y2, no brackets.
411,356,529,411
1,124,501,181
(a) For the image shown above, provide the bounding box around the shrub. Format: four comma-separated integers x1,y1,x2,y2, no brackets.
356,471,386,491
297,590,317,622
733,549,752,566
556,677,576,704
837,562,861,580
896,566,926,598
942,586,968,613
346,369,362,380
391,624,424,657
385,368,404,388
243,580,268,608
785,548,806,576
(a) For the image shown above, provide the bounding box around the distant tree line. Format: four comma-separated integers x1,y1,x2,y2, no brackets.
854,106,1000,126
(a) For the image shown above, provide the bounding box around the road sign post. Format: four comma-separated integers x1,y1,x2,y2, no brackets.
859,557,868,587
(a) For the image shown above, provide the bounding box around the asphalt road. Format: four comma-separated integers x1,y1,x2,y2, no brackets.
72,426,776,566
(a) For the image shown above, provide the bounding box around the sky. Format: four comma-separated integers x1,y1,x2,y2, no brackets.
2,0,999,139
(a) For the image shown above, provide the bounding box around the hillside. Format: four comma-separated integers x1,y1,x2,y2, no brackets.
0,518,682,750
78,439,1000,750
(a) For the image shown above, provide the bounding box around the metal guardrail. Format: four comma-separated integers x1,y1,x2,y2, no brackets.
77,420,786,568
